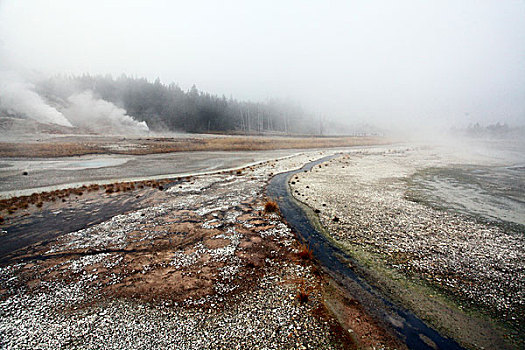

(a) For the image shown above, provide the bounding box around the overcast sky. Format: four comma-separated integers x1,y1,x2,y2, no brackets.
1,0,524,128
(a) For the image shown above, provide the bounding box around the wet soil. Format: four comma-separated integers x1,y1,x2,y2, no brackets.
0,182,174,261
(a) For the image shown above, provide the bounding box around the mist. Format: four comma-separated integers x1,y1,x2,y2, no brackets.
0,0,524,134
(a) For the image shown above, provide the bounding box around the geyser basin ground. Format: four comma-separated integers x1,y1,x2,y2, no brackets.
0,149,403,350
289,145,524,349
0,140,522,349
0,133,387,197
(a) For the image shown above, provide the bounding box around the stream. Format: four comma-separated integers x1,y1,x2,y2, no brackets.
267,155,464,350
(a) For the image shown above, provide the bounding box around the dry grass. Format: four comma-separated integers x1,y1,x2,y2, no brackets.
0,135,389,158
264,200,278,213
297,289,309,304
1,179,174,216
295,278,310,305
297,243,314,260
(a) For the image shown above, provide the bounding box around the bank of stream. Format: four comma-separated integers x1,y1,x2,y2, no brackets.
267,155,464,350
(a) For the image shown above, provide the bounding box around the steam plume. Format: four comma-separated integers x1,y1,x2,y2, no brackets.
0,73,149,134
63,91,148,134
0,71,72,127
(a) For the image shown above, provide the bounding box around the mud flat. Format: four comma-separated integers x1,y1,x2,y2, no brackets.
0,149,305,196
0,134,388,196
290,145,524,349
0,149,402,350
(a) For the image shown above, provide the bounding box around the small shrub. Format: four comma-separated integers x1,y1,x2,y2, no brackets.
264,201,278,213
296,280,310,305
297,243,314,260
297,290,309,304
36,202,43,208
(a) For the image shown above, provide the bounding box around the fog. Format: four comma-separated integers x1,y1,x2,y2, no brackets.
0,0,524,134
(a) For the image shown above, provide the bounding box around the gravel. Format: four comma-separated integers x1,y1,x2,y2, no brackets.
0,150,351,350
290,146,524,327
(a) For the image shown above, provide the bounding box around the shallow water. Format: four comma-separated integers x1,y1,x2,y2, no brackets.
410,140,525,228
0,149,303,197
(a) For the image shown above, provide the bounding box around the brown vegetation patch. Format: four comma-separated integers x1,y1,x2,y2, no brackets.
263,200,278,213
297,243,314,260
296,280,311,305
0,179,173,217
0,135,388,158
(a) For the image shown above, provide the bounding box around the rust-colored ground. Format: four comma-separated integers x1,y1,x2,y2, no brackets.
0,152,404,349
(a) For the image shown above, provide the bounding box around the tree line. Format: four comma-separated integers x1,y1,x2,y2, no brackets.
37,74,319,134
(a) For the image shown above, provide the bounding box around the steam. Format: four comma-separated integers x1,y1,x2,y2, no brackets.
0,71,72,127
63,91,148,134
0,72,149,134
